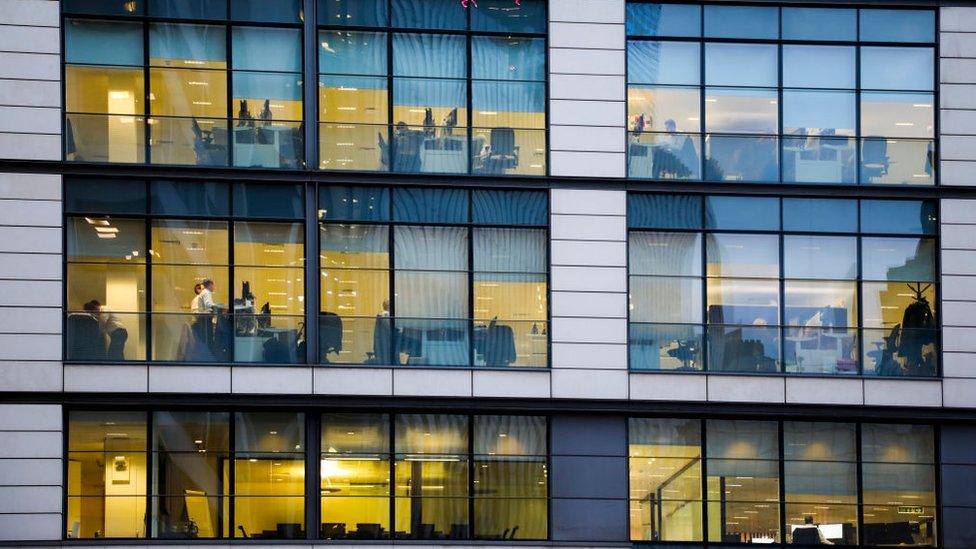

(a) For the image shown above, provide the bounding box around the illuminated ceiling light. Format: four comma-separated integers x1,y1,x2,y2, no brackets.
95,227,119,234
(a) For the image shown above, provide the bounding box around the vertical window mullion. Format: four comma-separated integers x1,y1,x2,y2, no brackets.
143,21,151,164
226,21,234,167
468,414,475,539
145,410,153,539
228,411,236,539
855,422,865,546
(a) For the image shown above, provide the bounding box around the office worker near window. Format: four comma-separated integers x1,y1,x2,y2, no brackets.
372,300,393,365
189,283,203,312
792,516,832,545
84,300,127,361
191,279,217,353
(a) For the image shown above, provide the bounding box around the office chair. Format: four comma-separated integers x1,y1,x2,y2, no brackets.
483,128,519,174
861,137,890,182
67,313,105,361
320,312,343,363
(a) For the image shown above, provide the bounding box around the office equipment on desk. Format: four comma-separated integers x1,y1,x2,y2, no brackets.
419,135,466,173
356,523,382,538
402,325,468,365
234,125,294,168
320,522,345,539
784,141,846,182
479,128,519,174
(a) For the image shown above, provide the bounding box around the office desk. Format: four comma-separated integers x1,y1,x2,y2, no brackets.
420,136,466,173
784,143,846,183
234,126,293,168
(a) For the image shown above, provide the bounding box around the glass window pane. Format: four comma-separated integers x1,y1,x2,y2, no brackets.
782,8,856,41
69,410,147,451
64,0,144,16
629,194,702,230
705,135,780,182
707,278,780,326
319,31,387,76
473,228,545,273
233,183,303,218
628,41,700,85
472,81,544,129
322,413,390,454
630,276,702,324
321,224,389,270
784,422,856,461
232,27,301,74
860,9,935,43
149,68,227,117
861,47,934,91
395,272,468,318
861,138,935,186
705,43,777,87
706,234,779,278
67,217,146,263
65,19,143,66
626,3,701,37
782,45,855,89
862,281,937,331
861,200,937,235
393,188,468,223
394,226,467,271
783,136,857,185
396,414,468,454
472,36,544,81
150,0,226,19
628,86,700,133
149,23,226,69
783,199,857,233
235,412,304,453
392,0,467,30
707,420,778,459
153,410,229,453
783,91,855,137
393,33,465,78
784,235,857,280
232,71,303,122
784,280,857,328
234,221,303,267
629,132,702,181
704,5,778,39
319,121,387,172
472,190,546,225
231,0,301,23
707,324,780,373
66,66,145,116
471,0,545,33
630,323,704,371
392,78,466,128
861,92,934,138
65,180,146,214
151,219,229,265
150,181,228,216
474,415,545,455
319,0,387,26
862,424,934,463
705,196,779,231
862,237,936,281
705,88,777,134
629,232,701,276
319,186,390,222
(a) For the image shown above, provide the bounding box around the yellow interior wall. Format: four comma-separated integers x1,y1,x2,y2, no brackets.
234,458,305,537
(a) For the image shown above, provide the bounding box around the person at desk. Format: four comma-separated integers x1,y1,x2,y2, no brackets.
792,516,833,545
190,279,216,347
655,119,697,178
83,300,127,360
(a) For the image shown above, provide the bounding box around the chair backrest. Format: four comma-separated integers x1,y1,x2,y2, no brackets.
67,313,105,361
791,526,822,545
490,128,516,155
862,137,888,163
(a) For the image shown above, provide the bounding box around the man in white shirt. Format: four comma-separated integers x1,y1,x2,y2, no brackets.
189,283,204,313
191,279,216,349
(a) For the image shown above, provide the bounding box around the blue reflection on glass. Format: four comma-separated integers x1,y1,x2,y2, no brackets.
782,45,856,89
152,181,230,217
319,31,387,76
860,138,935,186
630,323,704,371
783,198,857,233
151,0,226,19
628,194,703,229
392,0,467,30
318,0,388,26
628,41,700,85
705,196,779,230
473,190,547,225
149,23,226,66
472,0,546,33
783,90,856,136
394,188,468,223
233,27,301,72
393,33,466,78
705,136,780,183
705,43,777,87
320,186,390,222
626,3,701,37
861,47,934,91
782,8,856,41
472,37,545,81
231,0,301,23
66,20,144,66
784,235,858,279
233,183,303,218
860,9,935,43
704,5,778,39
861,200,937,235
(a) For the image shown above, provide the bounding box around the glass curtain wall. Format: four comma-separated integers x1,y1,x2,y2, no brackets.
628,418,937,546
318,186,548,367
68,411,306,540
626,4,935,185
63,0,305,168
317,0,547,175
628,194,939,376
65,179,306,363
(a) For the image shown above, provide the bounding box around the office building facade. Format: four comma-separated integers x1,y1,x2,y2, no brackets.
0,0,975,546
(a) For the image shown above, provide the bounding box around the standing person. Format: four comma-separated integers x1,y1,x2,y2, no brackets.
189,283,203,313
191,279,216,350
84,300,128,360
